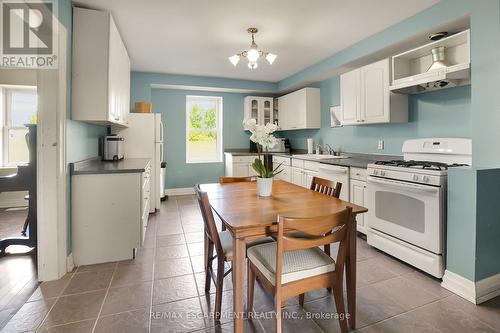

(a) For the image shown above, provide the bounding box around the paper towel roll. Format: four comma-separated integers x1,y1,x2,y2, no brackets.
307,138,314,154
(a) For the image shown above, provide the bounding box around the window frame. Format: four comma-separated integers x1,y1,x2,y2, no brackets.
185,95,223,164
0,85,37,167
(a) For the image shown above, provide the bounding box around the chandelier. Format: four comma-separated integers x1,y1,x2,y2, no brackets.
228,28,277,69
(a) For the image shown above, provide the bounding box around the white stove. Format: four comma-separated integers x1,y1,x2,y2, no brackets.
365,138,472,278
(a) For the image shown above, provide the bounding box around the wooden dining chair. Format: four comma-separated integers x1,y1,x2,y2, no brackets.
194,184,273,320
309,176,343,256
310,176,342,198
247,208,353,333
219,176,256,183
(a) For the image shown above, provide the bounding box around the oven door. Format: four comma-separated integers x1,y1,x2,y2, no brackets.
366,176,443,254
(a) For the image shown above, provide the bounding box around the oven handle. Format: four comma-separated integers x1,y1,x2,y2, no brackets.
367,176,440,194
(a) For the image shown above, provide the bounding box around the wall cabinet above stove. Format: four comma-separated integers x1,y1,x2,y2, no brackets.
390,30,470,94
72,7,130,127
340,58,408,126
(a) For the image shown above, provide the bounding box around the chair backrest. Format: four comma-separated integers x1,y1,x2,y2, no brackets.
219,176,257,183
310,177,342,198
274,207,353,286
194,184,224,256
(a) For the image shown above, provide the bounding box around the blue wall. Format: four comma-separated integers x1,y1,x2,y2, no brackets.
129,0,500,283
58,0,107,254
151,89,250,188
283,78,471,155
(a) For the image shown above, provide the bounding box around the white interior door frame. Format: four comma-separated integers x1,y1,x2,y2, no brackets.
36,19,68,281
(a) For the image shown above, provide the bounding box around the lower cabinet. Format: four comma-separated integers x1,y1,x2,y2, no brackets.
72,166,150,266
349,167,368,234
291,166,305,187
224,153,259,177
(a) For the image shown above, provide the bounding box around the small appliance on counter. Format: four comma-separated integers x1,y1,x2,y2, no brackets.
101,135,124,161
250,138,291,153
268,138,291,153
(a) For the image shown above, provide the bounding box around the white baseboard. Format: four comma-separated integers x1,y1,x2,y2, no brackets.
442,270,476,303
442,270,500,304
66,253,75,273
476,272,500,303
165,187,195,196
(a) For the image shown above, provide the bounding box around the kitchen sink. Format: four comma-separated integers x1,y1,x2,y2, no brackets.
292,154,350,160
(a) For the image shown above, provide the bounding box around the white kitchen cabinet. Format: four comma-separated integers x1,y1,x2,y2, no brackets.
340,58,407,125
72,162,150,265
224,153,260,177
349,167,368,234
272,156,291,182
278,88,321,130
72,7,130,127
244,97,275,126
340,70,360,125
291,167,305,187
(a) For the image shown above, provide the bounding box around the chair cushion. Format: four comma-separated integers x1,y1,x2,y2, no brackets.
218,231,274,259
247,242,336,285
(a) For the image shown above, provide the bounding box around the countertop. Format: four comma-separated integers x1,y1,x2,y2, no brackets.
224,149,400,169
71,157,151,175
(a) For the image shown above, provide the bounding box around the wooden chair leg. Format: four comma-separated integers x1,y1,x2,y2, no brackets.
333,279,348,333
214,259,225,320
298,293,305,306
204,241,214,293
247,262,256,317
275,299,282,333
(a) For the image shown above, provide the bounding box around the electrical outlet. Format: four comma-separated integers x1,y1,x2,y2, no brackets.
377,140,384,150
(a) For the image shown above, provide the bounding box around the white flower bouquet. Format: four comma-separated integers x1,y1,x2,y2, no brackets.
243,119,283,179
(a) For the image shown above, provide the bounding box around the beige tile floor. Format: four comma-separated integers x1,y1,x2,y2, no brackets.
2,195,500,333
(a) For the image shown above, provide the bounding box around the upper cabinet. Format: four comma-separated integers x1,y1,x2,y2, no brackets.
278,87,320,130
340,58,408,125
244,96,276,126
72,8,131,127
390,30,470,94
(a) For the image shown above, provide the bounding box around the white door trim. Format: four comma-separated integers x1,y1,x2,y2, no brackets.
36,19,68,281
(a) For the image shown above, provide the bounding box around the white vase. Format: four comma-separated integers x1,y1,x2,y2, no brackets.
257,177,273,197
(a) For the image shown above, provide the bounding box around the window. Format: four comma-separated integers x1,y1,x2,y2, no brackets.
186,95,223,163
0,86,37,166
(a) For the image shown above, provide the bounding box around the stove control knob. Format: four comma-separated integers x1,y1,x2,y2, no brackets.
413,174,419,181
373,170,379,175
380,171,386,176
423,176,430,183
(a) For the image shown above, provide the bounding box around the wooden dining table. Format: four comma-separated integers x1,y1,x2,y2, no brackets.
200,180,367,333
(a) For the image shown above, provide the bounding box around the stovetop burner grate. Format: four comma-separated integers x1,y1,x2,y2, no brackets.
374,160,468,170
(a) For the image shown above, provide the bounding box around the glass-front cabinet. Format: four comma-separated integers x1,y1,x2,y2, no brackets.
244,96,276,126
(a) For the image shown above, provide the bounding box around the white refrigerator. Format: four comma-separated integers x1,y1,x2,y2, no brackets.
115,113,164,213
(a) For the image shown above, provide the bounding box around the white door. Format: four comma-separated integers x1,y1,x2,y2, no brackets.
291,167,304,187
233,163,249,177
361,59,390,123
340,69,360,125
366,176,443,253
277,96,288,130
107,16,121,123
350,179,367,233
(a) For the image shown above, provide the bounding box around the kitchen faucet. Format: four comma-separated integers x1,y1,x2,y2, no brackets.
324,144,340,156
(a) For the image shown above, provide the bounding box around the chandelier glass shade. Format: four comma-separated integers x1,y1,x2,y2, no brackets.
228,28,277,69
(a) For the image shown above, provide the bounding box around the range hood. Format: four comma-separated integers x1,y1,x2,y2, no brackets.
390,63,469,94
389,29,470,95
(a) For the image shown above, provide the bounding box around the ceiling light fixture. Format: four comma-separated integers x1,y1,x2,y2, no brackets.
228,28,277,69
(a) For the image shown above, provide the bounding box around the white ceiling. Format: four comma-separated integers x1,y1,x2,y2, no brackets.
74,0,439,82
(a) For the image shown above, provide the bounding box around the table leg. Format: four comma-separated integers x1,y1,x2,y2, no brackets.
346,214,357,330
232,236,246,333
